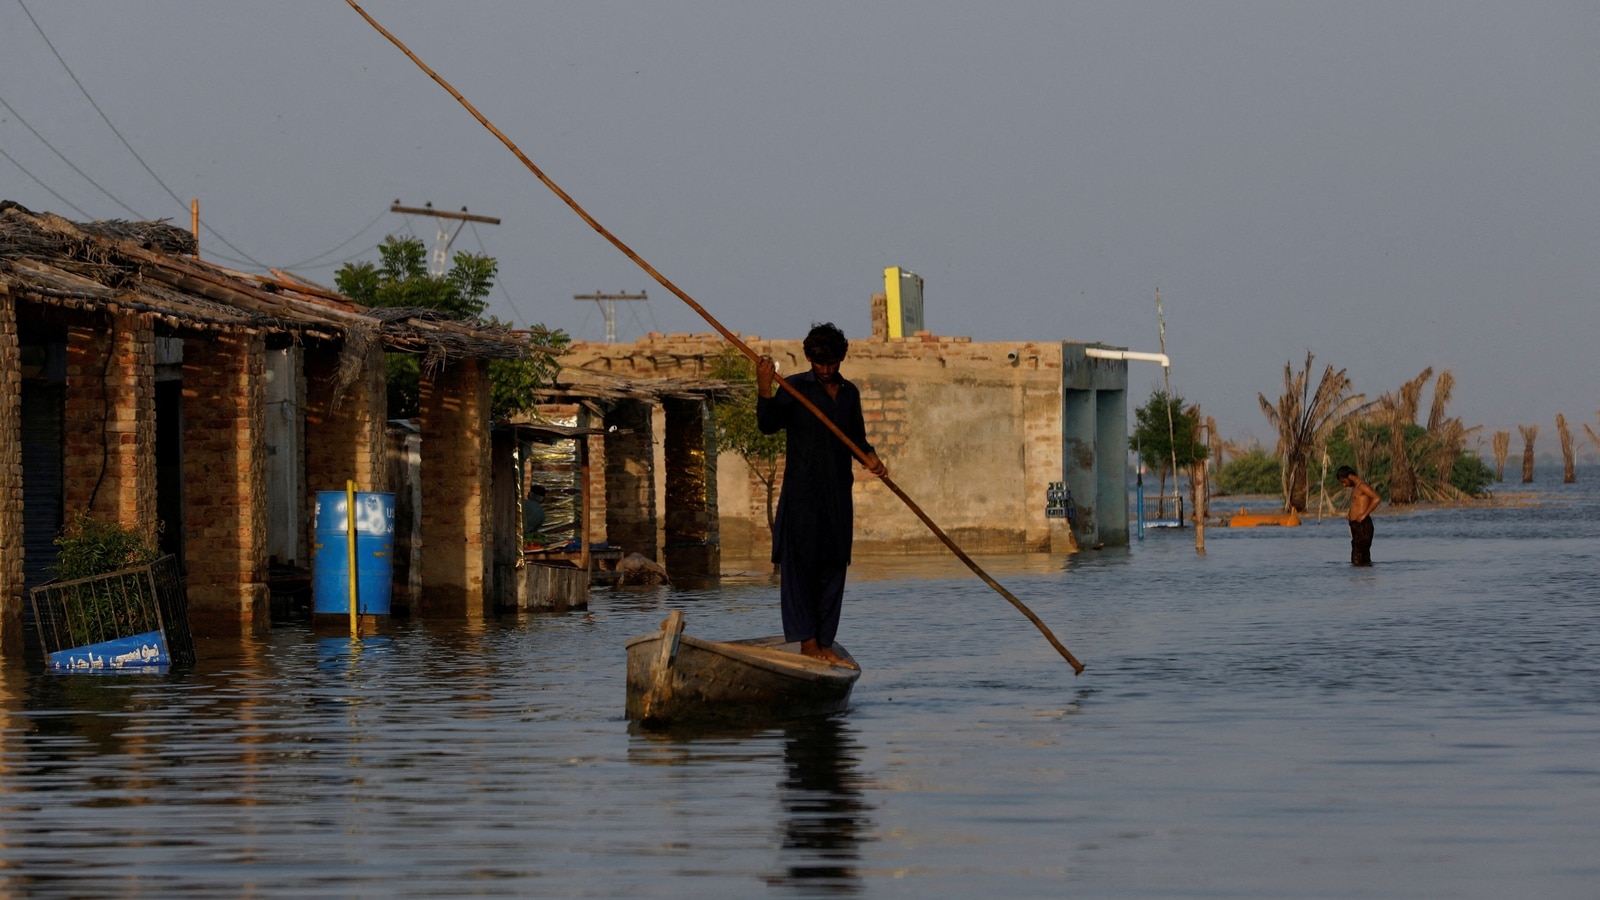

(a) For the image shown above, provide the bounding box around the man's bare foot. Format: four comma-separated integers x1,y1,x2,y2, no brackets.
800,639,858,669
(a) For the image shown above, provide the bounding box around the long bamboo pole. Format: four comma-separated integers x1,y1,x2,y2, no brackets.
344,1,1083,674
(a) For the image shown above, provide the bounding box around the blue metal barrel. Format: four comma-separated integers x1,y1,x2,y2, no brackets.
312,491,395,616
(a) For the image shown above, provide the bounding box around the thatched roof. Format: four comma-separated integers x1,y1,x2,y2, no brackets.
537,365,737,403
0,201,539,362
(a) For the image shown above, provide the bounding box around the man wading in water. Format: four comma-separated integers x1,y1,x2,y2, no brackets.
756,323,886,668
1337,465,1381,566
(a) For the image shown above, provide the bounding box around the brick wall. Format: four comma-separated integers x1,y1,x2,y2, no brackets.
564,326,1073,556
0,290,21,655
182,330,269,636
417,358,491,617
64,311,157,537
602,399,657,561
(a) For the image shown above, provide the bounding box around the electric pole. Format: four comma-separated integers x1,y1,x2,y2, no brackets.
390,201,501,276
573,291,648,343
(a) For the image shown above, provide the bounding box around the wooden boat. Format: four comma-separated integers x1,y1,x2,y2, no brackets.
625,610,861,726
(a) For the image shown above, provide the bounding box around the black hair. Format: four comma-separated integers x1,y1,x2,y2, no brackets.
1335,466,1356,480
803,322,849,363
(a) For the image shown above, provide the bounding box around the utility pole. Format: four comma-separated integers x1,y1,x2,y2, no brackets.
573,291,648,343
390,201,501,276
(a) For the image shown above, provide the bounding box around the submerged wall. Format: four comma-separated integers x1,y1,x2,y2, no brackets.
563,327,1131,560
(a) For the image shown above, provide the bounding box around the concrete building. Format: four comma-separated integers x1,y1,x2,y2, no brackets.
0,203,540,657
560,292,1131,563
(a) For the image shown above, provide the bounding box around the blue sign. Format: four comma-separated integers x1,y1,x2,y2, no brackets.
48,630,171,672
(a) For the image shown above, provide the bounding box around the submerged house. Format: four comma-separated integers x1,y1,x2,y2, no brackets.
561,292,1132,559
0,202,543,657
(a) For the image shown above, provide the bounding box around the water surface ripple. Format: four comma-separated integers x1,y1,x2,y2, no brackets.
3,474,1598,897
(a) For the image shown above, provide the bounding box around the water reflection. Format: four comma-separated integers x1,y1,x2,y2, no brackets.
772,716,871,895
627,714,873,895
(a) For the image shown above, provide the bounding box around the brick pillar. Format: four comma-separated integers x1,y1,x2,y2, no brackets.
182,331,269,637
870,292,888,342
64,311,157,537
603,399,657,561
418,358,490,618
0,290,22,657
303,340,389,497
663,397,719,579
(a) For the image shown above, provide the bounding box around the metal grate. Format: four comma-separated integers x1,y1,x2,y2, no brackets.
27,555,194,667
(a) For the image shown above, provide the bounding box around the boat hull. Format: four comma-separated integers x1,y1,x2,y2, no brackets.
625,620,860,726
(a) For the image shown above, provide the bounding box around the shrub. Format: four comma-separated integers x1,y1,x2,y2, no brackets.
1214,447,1282,495
52,516,159,582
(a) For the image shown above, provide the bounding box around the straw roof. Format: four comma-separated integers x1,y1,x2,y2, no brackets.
0,201,539,362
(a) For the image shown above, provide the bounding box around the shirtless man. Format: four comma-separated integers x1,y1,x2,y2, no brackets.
1336,465,1380,566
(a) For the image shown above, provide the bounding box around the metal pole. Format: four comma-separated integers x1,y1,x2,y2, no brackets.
346,479,358,638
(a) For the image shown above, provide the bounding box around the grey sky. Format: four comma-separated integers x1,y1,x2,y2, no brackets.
2,1,1595,450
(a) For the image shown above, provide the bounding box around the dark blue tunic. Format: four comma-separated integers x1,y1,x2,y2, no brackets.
756,371,874,566
756,370,874,645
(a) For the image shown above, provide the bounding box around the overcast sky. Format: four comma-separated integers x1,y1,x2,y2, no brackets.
2,1,1595,451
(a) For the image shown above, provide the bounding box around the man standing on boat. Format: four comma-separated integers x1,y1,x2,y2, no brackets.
757,323,886,668
1337,465,1380,566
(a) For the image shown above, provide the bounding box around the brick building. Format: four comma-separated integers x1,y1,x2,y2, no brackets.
0,202,539,657
560,292,1132,564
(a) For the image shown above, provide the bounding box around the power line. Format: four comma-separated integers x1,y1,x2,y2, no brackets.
0,89,144,218
0,142,93,218
278,208,390,270
469,219,529,328
16,0,267,268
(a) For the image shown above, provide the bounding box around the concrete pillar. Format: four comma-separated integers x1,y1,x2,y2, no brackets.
417,358,491,618
663,397,719,580
1060,342,1130,548
603,399,658,561
181,330,270,637
64,312,157,537
0,290,22,657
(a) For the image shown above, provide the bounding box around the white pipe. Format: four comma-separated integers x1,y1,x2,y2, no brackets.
1085,347,1170,367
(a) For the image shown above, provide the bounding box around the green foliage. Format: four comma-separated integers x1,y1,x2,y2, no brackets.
708,346,785,527
1321,421,1495,501
52,516,159,582
1130,390,1207,473
335,236,568,420
1213,447,1282,495
1449,450,1496,497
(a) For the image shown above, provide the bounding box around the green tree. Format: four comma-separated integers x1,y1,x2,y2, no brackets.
1213,446,1282,495
708,346,785,532
1130,390,1205,517
335,236,568,420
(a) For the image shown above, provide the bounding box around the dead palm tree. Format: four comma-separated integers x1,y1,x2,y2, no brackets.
1584,412,1600,458
1519,425,1538,483
1492,431,1510,482
1259,352,1370,512
1556,413,1575,483
1413,370,1480,503
1380,367,1433,504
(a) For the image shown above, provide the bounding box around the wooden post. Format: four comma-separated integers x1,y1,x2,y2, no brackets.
1193,422,1207,556
190,199,200,258
579,435,592,575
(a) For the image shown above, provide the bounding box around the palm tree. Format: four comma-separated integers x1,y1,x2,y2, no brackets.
1556,413,1575,483
1584,413,1600,458
1519,425,1538,483
1258,352,1370,512
1492,431,1510,482
1380,367,1433,504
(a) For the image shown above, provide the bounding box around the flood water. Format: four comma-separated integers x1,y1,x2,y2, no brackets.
3,470,1598,898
